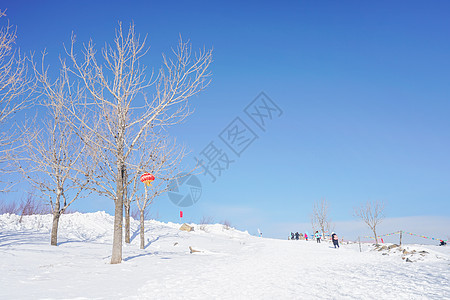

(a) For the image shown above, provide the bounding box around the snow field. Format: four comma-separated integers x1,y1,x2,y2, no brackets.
1,212,449,299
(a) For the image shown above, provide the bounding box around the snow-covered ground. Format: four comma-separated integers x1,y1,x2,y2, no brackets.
1,212,449,299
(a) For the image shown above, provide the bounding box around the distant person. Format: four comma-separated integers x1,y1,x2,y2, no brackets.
295,232,300,240
305,233,308,241
291,232,295,240
315,231,321,243
439,240,447,246
331,232,339,248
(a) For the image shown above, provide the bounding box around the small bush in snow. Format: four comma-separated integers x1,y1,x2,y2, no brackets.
221,220,232,230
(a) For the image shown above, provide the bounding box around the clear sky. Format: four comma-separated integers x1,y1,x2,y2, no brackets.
2,0,450,240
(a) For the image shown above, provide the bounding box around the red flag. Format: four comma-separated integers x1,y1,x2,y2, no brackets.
180,211,183,218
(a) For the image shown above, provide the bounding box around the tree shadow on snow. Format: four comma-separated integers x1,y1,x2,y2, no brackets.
123,251,176,262
129,230,174,249
57,239,107,246
0,231,48,247
144,233,171,249
130,225,179,244
130,227,141,243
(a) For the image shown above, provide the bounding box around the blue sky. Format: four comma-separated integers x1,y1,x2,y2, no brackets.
2,1,450,240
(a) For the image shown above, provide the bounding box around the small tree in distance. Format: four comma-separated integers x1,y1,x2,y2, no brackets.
354,200,385,245
123,131,186,244
311,198,332,238
129,130,187,249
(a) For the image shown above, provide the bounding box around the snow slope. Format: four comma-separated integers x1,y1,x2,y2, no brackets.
0,212,449,299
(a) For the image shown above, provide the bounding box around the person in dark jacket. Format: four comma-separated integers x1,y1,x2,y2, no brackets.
295,232,300,240
331,232,339,248
290,232,295,240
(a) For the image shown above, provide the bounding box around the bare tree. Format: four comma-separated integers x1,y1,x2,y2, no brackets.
0,191,48,216
221,220,232,230
0,9,32,187
58,23,211,263
16,61,92,245
129,131,187,249
18,191,50,222
310,215,316,234
354,200,385,244
311,198,332,238
199,216,215,225
198,216,215,231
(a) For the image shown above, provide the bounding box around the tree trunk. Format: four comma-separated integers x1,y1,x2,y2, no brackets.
111,198,123,264
140,210,145,249
111,166,125,264
51,211,61,246
124,168,130,244
125,202,130,244
51,191,62,246
373,228,378,245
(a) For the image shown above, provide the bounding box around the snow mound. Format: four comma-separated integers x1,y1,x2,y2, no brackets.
0,212,252,245
373,243,450,263
0,211,115,242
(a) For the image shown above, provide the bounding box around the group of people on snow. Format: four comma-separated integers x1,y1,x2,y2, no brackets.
289,230,340,248
290,232,306,240
315,231,340,248
290,231,446,247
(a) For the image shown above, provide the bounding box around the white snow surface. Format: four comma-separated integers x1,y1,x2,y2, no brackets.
1,212,449,299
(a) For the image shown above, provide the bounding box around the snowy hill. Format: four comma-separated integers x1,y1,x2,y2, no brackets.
1,212,449,299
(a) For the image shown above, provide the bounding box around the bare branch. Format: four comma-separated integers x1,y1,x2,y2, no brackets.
311,198,332,238
15,57,92,245
354,200,385,244
57,23,212,263
0,11,33,184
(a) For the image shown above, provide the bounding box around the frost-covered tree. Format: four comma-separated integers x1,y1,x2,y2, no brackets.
311,198,332,238
16,62,92,245
123,130,185,245
0,9,32,189
58,23,212,263
128,132,186,249
354,200,385,244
